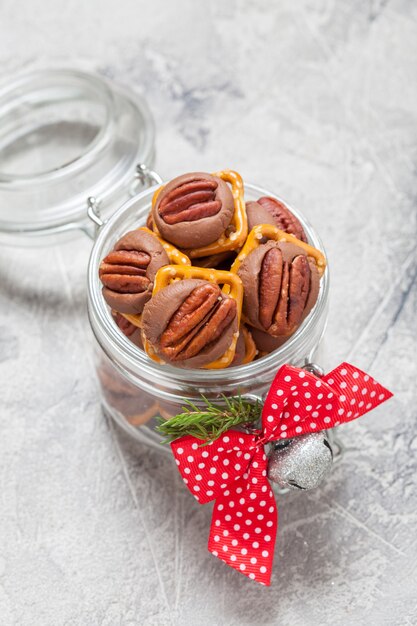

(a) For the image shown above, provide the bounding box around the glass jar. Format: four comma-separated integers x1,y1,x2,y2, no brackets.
0,67,329,455
87,183,329,453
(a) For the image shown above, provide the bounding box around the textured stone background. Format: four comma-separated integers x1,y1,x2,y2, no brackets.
0,1,416,624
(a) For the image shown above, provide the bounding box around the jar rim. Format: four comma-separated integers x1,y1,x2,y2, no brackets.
88,182,330,389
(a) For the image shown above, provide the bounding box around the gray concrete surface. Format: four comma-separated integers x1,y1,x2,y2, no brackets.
0,1,416,624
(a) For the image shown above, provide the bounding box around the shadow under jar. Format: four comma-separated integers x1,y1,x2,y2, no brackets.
88,183,329,453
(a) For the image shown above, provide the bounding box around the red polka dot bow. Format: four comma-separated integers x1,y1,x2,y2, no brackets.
171,362,392,586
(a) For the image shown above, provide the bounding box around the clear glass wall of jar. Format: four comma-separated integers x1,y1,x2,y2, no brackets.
88,183,330,453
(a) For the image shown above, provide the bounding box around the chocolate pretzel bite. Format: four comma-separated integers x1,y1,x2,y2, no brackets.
231,224,325,339
153,172,235,249
230,325,257,366
97,357,158,426
112,311,144,349
238,240,320,337
142,279,239,369
99,229,170,315
249,326,288,354
246,197,307,242
193,251,236,270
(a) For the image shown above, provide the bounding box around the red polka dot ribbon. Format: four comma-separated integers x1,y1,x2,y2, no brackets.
171,362,392,586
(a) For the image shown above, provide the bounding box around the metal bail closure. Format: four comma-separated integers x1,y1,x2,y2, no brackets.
303,361,325,378
133,163,163,190
85,196,104,239
86,162,162,239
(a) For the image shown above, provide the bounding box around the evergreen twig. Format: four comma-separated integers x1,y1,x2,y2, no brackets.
156,395,262,444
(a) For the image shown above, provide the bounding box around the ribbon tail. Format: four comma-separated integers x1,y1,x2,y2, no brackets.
321,362,393,423
208,448,277,586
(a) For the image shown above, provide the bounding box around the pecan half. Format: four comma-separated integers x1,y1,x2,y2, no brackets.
142,279,239,368
160,283,236,361
264,252,311,336
256,197,307,242
153,172,235,249
100,250,151,293
99,229,169,315
159,179,221,225
258,247,283,329
238,241,320,337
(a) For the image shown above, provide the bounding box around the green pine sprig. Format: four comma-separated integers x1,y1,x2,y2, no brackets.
156,395,262,444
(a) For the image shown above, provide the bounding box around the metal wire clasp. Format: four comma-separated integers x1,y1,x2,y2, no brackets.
87,196,104,227
303,361,325,378
85,162,162,239
133,163,162,188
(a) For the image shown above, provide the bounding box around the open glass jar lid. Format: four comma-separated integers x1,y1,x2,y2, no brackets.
0,68,156,245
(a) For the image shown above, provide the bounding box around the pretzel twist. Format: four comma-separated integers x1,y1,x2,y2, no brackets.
139,227,191,267
119,312,143,328
241,326,257,364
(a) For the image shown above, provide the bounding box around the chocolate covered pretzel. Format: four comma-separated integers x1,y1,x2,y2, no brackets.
99,229,170,315
112,311,144,349
153,172,235,249
142,278,239,369
238,240,320,337
246,197,307,242
230,325,257,366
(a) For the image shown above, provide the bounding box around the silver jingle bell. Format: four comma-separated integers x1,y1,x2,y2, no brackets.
268,432,333,491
